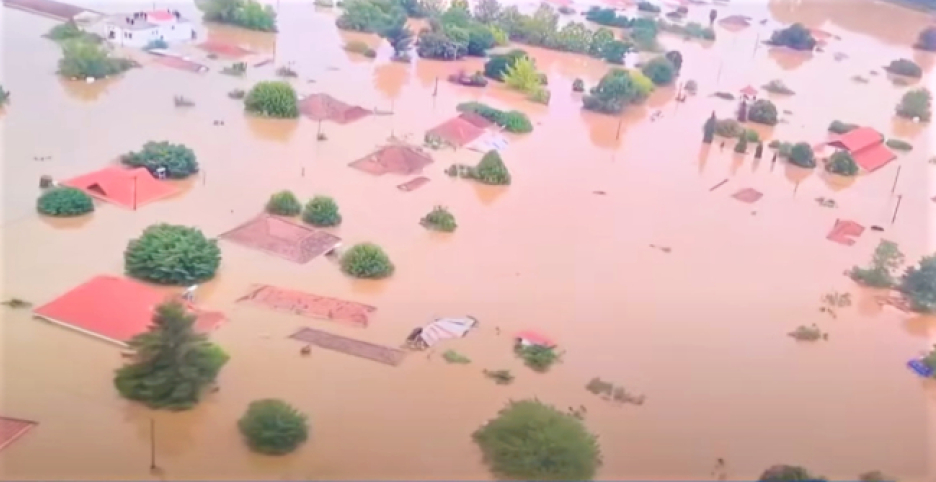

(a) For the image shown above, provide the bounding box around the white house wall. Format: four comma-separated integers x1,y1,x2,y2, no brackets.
106,23,194,49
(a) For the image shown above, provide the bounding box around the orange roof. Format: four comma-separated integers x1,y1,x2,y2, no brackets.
62,166,179,209
827,219,864,246
219,214,342,264
34,275,225,345
826,126,883,152
426,117,486,147
197,40,254,58
852,143,896,172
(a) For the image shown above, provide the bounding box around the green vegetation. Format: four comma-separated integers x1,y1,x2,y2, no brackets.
585,378,646,404
899,254,936,313
640,56,676,86
58,40,136,79
636,1,661,13
238,399,309,455
828,120,858,134
713,118,743,138
572,78,585,92
265,190,302,216
656,20,715,41
788,142,816,168
585,7,633,28
768,23,817,51
483,49,528,80
344,40,376,57
340,243,395,279
380,17,414,58
473,151,511,185
762,79,795,95
199,0,277,32
742,129,760,143
45,21,101,43
442,350,471,364
849,240,905,288
826,151,859,176
503,56,543,94
582,68,651,115
302,195,342,227
885,58,922,78
758,464,826,481
124,224,221,285
37,187,94,217
885,138,913,151
244,81,299,118
748,99,779,126
473,399,601,480
0,85,8,106
114,301,229,410
702,113,716,144
483,369,515,384
896,88,932,122
515,344,560,371
221,62,247,76
121,141,199,179
420,206,457,232
916,26,936,51
734,136,748,154
456,102,533,133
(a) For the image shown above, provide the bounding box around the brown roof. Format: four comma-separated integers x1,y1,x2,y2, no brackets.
426,117,486,147
457,111,494,129
349,144,433,176
219,214,342,264
826,126,883,152
299,93,371,124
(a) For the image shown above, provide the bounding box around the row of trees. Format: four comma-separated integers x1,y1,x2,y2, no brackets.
850,240,936,312
266,191,343,227
198,0,277,32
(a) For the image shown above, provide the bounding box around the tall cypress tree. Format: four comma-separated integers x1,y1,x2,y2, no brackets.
702,112,716,144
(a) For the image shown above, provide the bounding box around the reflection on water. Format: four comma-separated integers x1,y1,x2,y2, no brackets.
1,0,935,480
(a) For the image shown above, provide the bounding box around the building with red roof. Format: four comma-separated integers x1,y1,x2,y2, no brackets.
426,116,487,148
103,10,193,49
824,127,895,173
62,166,179,209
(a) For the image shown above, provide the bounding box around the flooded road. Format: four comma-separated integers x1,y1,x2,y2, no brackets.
1,0,934,480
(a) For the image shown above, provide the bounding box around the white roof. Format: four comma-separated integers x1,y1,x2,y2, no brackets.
419,317,478,347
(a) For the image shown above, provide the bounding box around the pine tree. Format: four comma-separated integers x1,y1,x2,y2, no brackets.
702,112,716,144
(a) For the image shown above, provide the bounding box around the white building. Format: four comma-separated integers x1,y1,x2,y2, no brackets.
103,10,195,49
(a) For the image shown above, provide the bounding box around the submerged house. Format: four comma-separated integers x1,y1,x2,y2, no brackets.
101,10,194,48
823,126,895,173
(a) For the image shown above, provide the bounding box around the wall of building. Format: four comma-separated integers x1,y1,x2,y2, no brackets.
106,22,194,49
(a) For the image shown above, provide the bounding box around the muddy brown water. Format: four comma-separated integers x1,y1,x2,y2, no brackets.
1,0,935,480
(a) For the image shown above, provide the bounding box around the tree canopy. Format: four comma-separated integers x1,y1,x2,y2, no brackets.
473,399,602,481
37,187,94,217
896,88,932,122
885,58,922,78
899,254,936,313
504,56,542,94
825,151,859,176
641,56,676,86
340,243,395,279
114,301,229,410
758,464,826,481
849,240,905,288
266,190,302,216
583,69,649,114
244,81,299,118
302,195,342,227
199,0,277,31
124,224,221,285
768,23,817,51
238,399,309,455
748,99,779,126
58,39,136,79
787,142,815,168
121,141,199,179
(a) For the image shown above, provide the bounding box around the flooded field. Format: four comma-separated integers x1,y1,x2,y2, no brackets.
1,0,935,480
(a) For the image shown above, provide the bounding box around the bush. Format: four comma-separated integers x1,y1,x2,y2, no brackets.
896,88,932,122
473,400,601,480
421,206,457,232
504,57,542,94
336,0,405,32
344,39,373,55
714,118,743,137
37,187,94,217
885,138,913,151
826,151,859,176
121,141,199,179
238,399,309,455
483,49,527,81
762,79,794,95
473,150,511,185
340,243,394,279
515,344,561,371
768,23,816,51
302,195,342,227
199,0,277,32
601,40,630,64
828,120,857,134
916,26,936,51
245,81,298,118
125,224,221,285
416,30,466,60
758,464,826,482
734,137,748,153
572,78,585,92
266,190,301,216
115,302,229,410
456,102,533,133
582,69,647,115
899,254,936,313
849,240,904,288
58,39,136,79
636,1,661,13
788,142,815,168
748,99,779,125
528,88,550,105
885,58,922,78
640,56,676,86
46,21,100,43
585,7,633,28
742,129,760,143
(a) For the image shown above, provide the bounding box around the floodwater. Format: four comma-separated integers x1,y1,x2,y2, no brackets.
1,0,935,480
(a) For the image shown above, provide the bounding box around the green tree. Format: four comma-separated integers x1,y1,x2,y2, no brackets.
768,23,817,51
602,40,629,64
896,88,932,122
341,243,395,279
238,399,309,455
124,224,221,285
245,81,298,118
748,99,779,125
420,206,457,232
554,22,593,54
641,56,676,86
850,240,905,288
58,39,135,79
899,254,936,312
589,28,614,57
467,24,496,56
416,30,466,60
500,111,533,133
734,136,748,153
380,18,413,56
473,399,602,480
473,150,511,185
515,344,560,371
825,151,859,176
484,49,527,80
583,69,643,114
114,301,229,410
46,20,100,43
266,190,302,216
336,0,392,32
473,0,501,23
885,58,922,78
503,56,542,94
787,142,815,168
121,141,199,179
37,187,94,217
199,0,277,31
758,465,826,481
702,112,716,144
916,26,936,51
302,195,342,227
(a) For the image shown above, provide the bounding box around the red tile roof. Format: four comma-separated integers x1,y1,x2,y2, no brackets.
147,10,174,21
826,126,883,152
827,219,864,246
62,166,179,209
426,117,486,148
0,417,36,452
515,330,556,348
299,94,371,124
852,143,896,172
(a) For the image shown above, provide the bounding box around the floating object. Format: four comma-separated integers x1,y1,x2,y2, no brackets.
907,359,933,378
397,176,430,192
709,178,729,192
732,187,763,204
289,327,407,366
409,316,479,349
826,219,865,246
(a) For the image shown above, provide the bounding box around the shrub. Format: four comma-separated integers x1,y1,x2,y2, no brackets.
473,150,511,185
504,57,542,94
228,89,246,99
758,464,826,481
266,190,301,216
340,243,394,279
466,24,495,56
199,0,277,32
121,141,199,179
849,240,904,288
302,195,342,227
768,23,816,51
734,136,748,153
748,99,779,125
572,78,585,92
114,301,229,410
421,206,457,232
238,399,309,455
381,18,414,56
640,56,676,86
582,69,646,115
484,49,527,81
742,129,760,143
500,111,533,133
636,1,661,13
787,142,815,168
916,26,936,51
473,400,601,480
344,39,373,55
336,0,405,32
515,344,561,371
58,39,136,79
899,254,936,313
885,58,922,78
585,7,632,28
601,40,629,64
244,81,298,118
124,224,221,285
826,151,859,176
896,88,932,122
762,79,794,95
828,120,857,134
528,88,550,105
37,187,94,217
46,21,101,43
714,118,743,138
885,138,913,151
416,30,466,60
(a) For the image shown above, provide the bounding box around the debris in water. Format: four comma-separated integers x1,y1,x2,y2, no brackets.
709,178,729,191
173,95,195,107
649,244,672,254
592,190,606,195
870,225,884,232
1,298,32,309
788,324,828,342
585,377,646,405
483,369,514,385
442,350,471,364
822,291,852,308
815,197,837,208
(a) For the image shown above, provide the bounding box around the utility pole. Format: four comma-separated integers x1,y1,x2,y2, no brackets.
432,77,439,97
890,165,902,194
149,418,158,473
